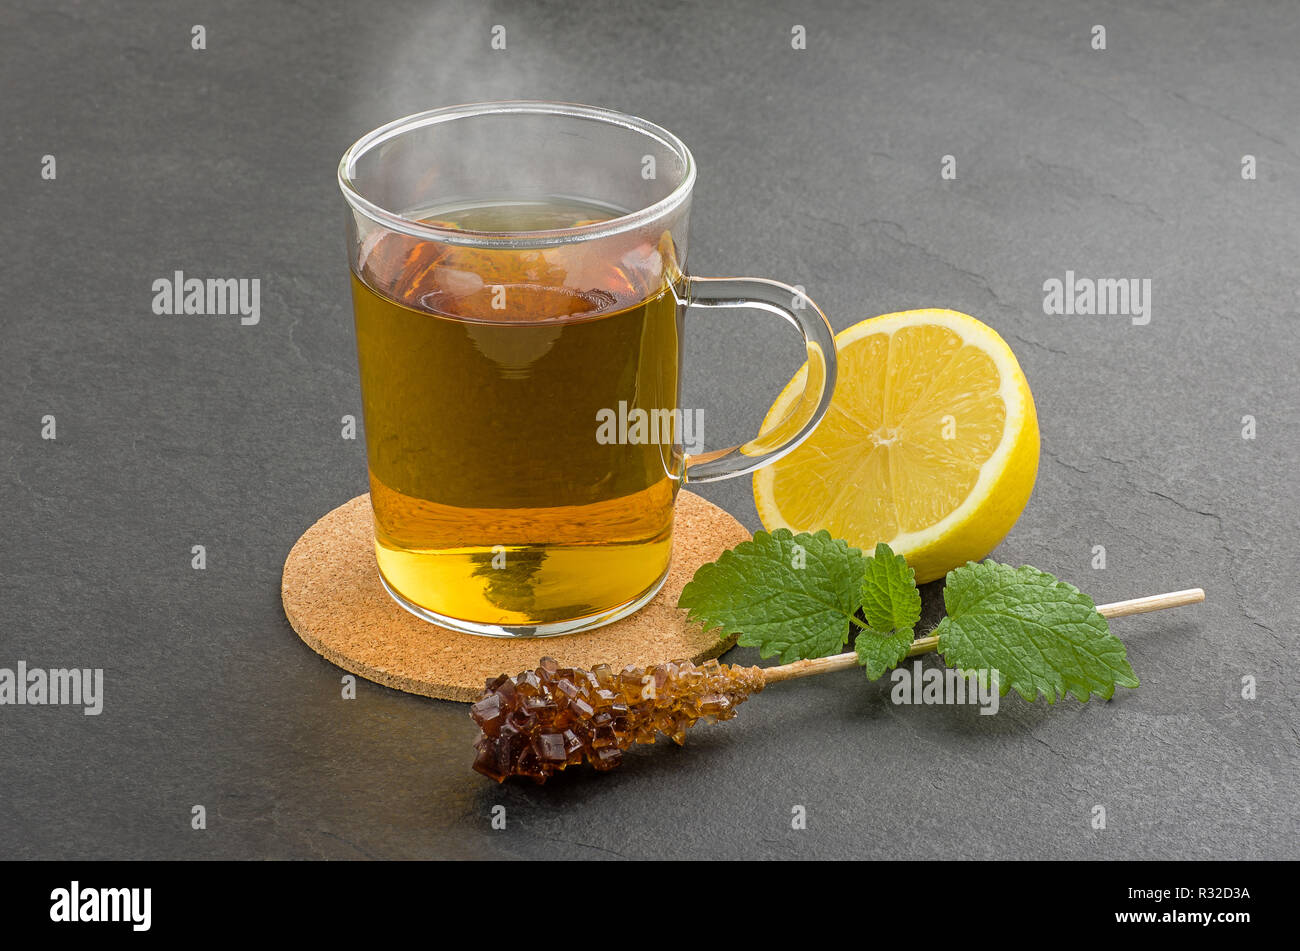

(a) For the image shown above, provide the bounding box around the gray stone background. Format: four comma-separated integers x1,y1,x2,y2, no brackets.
1,0,1296,859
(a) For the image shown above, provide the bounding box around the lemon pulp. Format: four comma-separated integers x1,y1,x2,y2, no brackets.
753,309,1039,583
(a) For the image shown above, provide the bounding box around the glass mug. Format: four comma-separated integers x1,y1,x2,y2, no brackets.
338,101,837,637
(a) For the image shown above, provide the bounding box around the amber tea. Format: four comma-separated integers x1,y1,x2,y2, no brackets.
350,199,685,630
339,102,839,637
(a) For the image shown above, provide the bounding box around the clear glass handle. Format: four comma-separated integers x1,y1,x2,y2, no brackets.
683,276,838,483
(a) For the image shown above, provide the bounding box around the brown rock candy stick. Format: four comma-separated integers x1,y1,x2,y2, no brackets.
470,588,1204,783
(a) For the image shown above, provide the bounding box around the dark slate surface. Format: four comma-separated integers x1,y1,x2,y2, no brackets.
1,0,1295,860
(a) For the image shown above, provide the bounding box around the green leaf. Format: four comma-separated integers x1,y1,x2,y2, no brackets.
853,543,921,680
858,542,921,632
935,561,1140,703
678,529,865,663
855,626,916,681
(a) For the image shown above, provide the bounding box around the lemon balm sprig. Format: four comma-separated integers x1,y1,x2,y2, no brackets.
678,532,1204,703
759,587,1206,685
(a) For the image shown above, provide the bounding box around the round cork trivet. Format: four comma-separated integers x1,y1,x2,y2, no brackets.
282,491,749,702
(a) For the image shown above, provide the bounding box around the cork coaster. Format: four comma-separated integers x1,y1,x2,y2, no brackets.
282,491,750,702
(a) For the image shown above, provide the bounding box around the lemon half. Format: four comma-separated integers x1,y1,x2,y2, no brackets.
753,309,1039,583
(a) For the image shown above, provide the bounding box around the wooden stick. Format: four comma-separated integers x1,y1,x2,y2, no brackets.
1095,587,1205,619
760,587,1204,685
